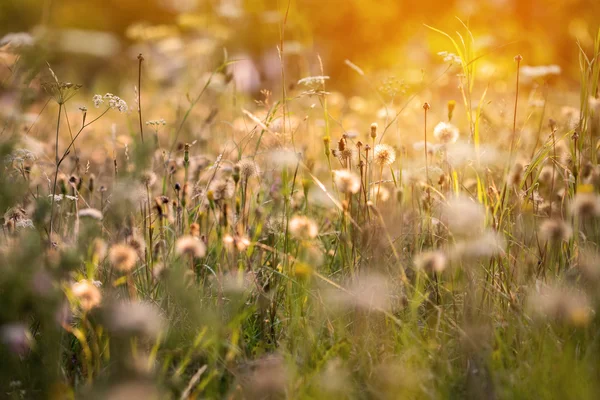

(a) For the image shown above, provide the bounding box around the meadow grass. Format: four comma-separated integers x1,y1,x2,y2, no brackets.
1,22,600,400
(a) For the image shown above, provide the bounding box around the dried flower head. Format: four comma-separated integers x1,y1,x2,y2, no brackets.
333,169,361,194
236,158,259,180
140,171,157,187
108,244,138,272
370,123,378,139
223,234,251,252
78,208,103,220
71,280,102,311
369,185,391,203
373,144,396,166
539,219,572,243
570,192,600,218
527,284,591,327
414,250,447,273
92,238,107,261
289,215,319,240
0,323,33,356
208,179,235,201
507,162,524,186
433,122,459,144
175,235,206,258
105,301,164,339
443,196,486,237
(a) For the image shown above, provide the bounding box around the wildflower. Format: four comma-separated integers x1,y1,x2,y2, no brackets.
369,185,390,203
223,234,251,251
520,65,561,79
140,171,157,187
328,274,393,311
539,219,572,243
438,51,461,64
570,192,600,218
91,238,107,261
145,118,167,126
0,32,34,48
208,179,235,200
589,96,600,113
443,196,485,237
298,75,330,87
451,231,506,260
190,223,200,237
538,165,555,187
370,123,378,139
333,170,361,194
128,235,146,259
105,301,164,340
108,244,138,272
240,354,289,399
373,144,396,166
71,280,102,311
101,93,128,112
15,219,34,229
175,235,206,258
1,323,33,356
414,250,447,273
433,122,459,144
92,94,104,108
236,158,259,180
289,215,319,240
78,208,103,220
527,284,591,327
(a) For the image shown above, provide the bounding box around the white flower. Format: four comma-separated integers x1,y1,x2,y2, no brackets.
298,75,330,87
15,219,34,229
92,94,104,108
0,32,34,48
78,208,103,220
521,65,561,79
101,93,128,113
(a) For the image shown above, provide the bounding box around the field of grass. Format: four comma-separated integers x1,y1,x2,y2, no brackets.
1,5,600,399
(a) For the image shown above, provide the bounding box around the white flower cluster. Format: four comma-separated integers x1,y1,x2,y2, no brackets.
15,219,34,229
297,75,330,87
48,194,78,202
438,51,462,64
92,94,103,108
92,93,128,112
146,119,166,126
521,65,561,79
0,32,34,48
4,149,36,163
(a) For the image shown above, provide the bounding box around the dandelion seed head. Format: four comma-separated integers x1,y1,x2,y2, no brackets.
433,122,459,144
208,179,235,200
374,144,396,166
333,169,361,194
236,158,259,180
414,250,447,273
571,193,600,218
175,235,206,258
370,185,391,203
289,215,319,240
108,244,138,272
71,280,102,311
539,219,572,243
